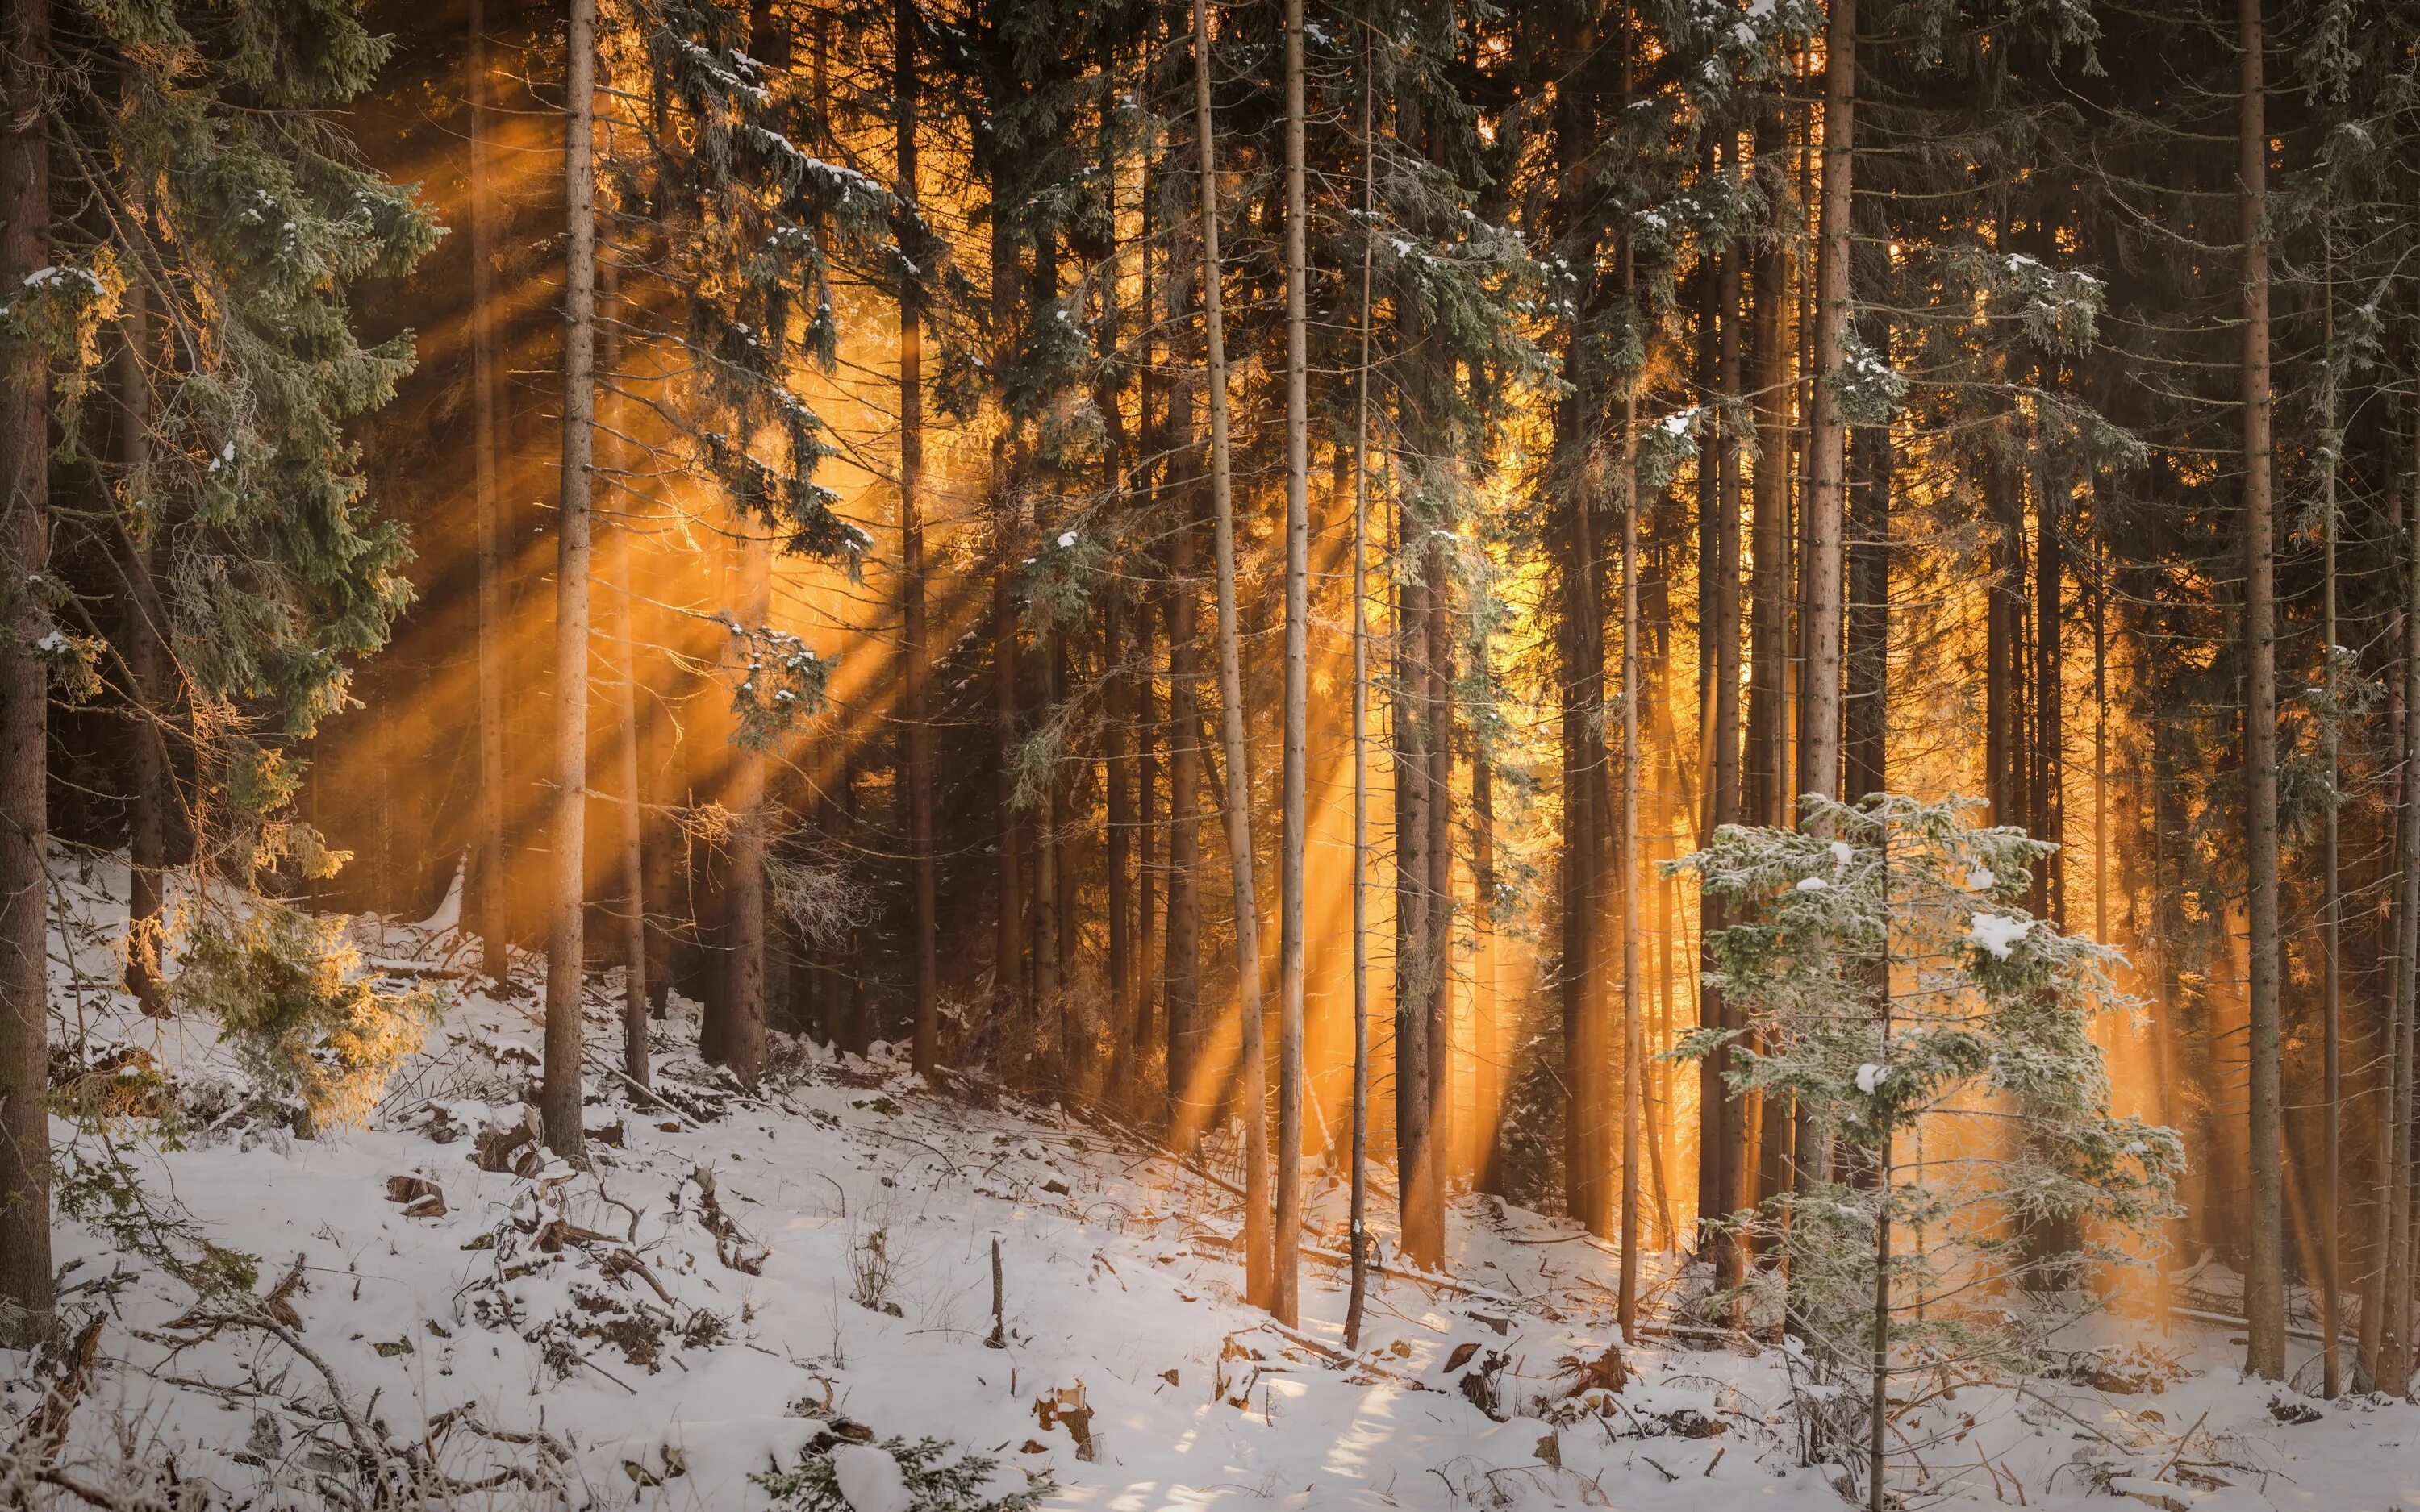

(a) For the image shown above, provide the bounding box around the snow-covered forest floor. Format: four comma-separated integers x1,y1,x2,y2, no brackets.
7,856,2418,1510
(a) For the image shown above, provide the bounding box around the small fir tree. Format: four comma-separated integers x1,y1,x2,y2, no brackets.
1672,793,2183,1506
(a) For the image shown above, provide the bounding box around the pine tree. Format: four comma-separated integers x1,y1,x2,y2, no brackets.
1677,794,2183,1503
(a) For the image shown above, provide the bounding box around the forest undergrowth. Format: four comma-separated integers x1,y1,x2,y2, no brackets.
2,857,2413,1512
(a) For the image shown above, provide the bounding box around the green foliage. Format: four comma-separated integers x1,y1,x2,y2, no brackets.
754,1435,1049,1512
176,905,437,1135
1671,795,2182,1421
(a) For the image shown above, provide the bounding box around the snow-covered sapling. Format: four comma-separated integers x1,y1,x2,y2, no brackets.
1670,793,2182,1505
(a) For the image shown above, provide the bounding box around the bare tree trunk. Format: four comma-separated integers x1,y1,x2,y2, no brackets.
1746,114,1789,835
1797,0,1853,814
0,0,54,1333
2318,256,2342,1399
469,0,511,989
2238,0,2285,1380
1703,185,1746,1285
992,195,1025,1017
541,0,599,1160
1400,506,1437,1243
722,529,770,1091
601,239,648,1087
1617,231,1643,1336
119,273,170,1018
1345,56,1376,1347
1473,744,1500,1195
898,0,938,1084
1270,0,1310,1327
2034,472,2064,924
2384,401,2420,1395
1846,366,1889,804
1422,534,1454,1268
1164,414,1202,1144
1191,0,1269,1306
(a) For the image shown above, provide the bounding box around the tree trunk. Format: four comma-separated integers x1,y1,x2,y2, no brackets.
1191,0,1270,1307
1617,290,1643,1338
119,274,170,1018
1473,744,1500,1195
1164,410,1202,1145
0,0,54,1333
2383,399,2420,1395
1422,528,1454,1268
721,531,770,1090
898,0,938,1083
1846,340,1889,803
1400,501,1437,1246
1746,114,1789,835
1796,0,1854,815
2318,264,2342,1400
1346,56,1376,1348
992,192,1025,1015
469,0,511,989
1703,185,1746,1285
542,0,599,1161
2034,469,2064,925
2237,0,2285,1381
1271,0,1309,1327
601,239,648,1087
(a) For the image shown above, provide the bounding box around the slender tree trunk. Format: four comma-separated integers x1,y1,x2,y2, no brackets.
1345,56,1376,1348
601,240,648,1088
1704,195,1746,1285
2384,403,2420,1395
1165,410,1203,1143
2319,265,2342,1400
1422,532,1454,1268
898,0,938,1083
1400,500,1437,1243
1617,222,1643,1335
1796,0,1854,814
2238,0,2285,1380
1473,745,1500,1194
2034,477,2064,925
1746,115,1789,836
119,275,170,1018
1846,371,1889,804
1191,0,1269,1306
542,0,599,1160
469,0,511,988
1270,0,1310,1327
723,531,770,1090
992,199,1025,1017
0,0,54,1333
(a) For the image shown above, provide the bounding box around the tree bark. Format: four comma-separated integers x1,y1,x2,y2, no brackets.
1191,0,1269,1306
601,238,648,1087
898,0,938,1083
119,273,170,1018
2237,0,2285,1381
1846,344,1889,803
541,0,598,1161
1702,183,1746,1284
1797,0,1853,814
0,0,54,1333
1164,408,1202,1145
1271,0,1309,1327
468,0,511,989
1346,56,1376,1347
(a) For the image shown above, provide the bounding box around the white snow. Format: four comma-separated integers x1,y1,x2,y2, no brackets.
1830,840,1855,867
832,1442,911,1512
1969,910,2032,957
1796,874,1830,891
1965,866,1997,890
10,850,2417,1512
